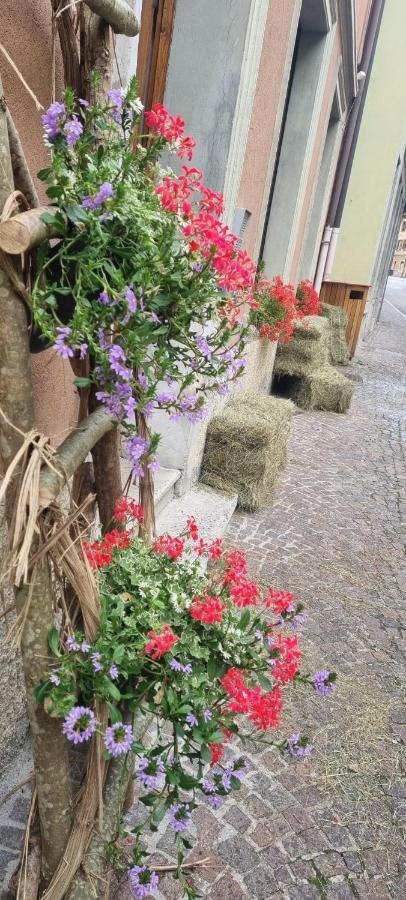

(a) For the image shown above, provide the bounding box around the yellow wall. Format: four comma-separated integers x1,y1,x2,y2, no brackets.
330,0,406,285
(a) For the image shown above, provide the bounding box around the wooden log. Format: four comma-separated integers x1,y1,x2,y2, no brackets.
84,0,139,35
0,207,56,254
38,406,116,509
6,110,40,209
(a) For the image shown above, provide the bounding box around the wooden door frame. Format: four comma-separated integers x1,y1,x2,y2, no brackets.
136,0,176,114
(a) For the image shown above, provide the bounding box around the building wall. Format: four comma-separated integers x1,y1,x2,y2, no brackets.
392,217,406,277
329,0,406,287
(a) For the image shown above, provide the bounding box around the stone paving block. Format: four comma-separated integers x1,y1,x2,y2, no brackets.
208,872,247,899
217,835,260,873
242,864,279,898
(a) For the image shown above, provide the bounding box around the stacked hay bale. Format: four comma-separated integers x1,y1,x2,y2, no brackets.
273,315,353,413
320,302,350,365
200,391,294,511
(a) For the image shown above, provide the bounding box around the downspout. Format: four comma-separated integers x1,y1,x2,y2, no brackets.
314,0,386,291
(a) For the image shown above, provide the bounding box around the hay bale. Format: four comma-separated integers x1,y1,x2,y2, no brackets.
275,315,330,374
321,303,350,366
200,392,294,511
274,365,353,413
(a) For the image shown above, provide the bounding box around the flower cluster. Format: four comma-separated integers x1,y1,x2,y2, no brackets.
296,279,321,317
250,276,297,343
83,496,144,568
38,507,336,898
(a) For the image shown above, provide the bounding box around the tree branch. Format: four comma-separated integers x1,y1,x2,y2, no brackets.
38,407,116,509
83,0,139,35
6,110,40,209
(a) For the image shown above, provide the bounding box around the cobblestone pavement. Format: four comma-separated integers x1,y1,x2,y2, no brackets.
118,280,406,899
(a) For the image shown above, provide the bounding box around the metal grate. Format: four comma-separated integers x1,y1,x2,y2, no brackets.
231,207,251,248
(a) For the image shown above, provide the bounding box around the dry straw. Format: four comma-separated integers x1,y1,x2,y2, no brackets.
200,390,294,511
321,302,350,366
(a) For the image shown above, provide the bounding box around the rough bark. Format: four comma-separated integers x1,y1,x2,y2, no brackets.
84,0,139,35
0,206,54,254
6,110,40,209
51,0,81,95
38,407,116,509
136,410,155,541
0,76,73,883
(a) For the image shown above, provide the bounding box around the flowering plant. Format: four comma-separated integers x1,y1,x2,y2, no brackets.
249,275,297,344
35,497,336,898
296,279,321,317
33,81,260,475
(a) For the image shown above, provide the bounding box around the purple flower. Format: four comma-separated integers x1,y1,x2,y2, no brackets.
170,659,192,675
208,795,224,809
63,116,83,146
125,435,149,477
104,723,133,757
202,777,215,794
229,756,249,779
99,290,110,305
221,770,232,791
125,287,137,314
192,262,203,272
313,670,336,698
50,672,60,686
82,182,114,210
109,664,119,680
91,652,103,673
66,636,80,651
196,335,212,359
107,88,124,123
155,391,175,405
203,709,213,722
288,733,313,758
147,458,160,472
63,706,97,744
79,98,89,107
186,713,198,728
292,609,308,630
108,344,131,381
168,802,191,833
255,630,264,641
41,101,66,140
129,865,159,899
54,326,74,359
137,755,165,790
80,642,91,653
79,342,88,359
217,383,230,397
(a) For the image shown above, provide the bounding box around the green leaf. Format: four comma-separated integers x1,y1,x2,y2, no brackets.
200,745,211,763
257,674,273,692
230,775,242,790
73,377,92,389
37,167,52,182
40,211,58,226
48,627,61,658
239,609,250,630
179,772,198,790
106,702,122,724
103,678,121,701
64,203,89,224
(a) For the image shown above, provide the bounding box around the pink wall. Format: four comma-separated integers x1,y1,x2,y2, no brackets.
237,0,298,260
1,1,79,446
289,30,341,282
356,0,373,57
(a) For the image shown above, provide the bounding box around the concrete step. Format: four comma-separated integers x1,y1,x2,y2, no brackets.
156,483,238,541
121,462,181,518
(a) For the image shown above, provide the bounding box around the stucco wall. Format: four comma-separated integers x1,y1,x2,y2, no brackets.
356,0,373,56
164,0,252,193
237,0,299,261
330,0,406,286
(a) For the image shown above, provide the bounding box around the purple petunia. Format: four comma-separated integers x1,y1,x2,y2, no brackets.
313,669,336,698
41,101,66,140
288,733,313,758
104,722,133,756
128,865,159,899
63,706,97,744
54,326,74,360
168,802,191,832
137,755,165,791
186,713,198,728
63,116,83,146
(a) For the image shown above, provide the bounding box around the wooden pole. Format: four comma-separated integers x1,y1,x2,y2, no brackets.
83,0,139,35
0,207,55,253
0,76,73,883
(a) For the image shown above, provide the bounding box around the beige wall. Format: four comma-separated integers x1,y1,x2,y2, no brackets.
237,0,298,261
1,1,79,446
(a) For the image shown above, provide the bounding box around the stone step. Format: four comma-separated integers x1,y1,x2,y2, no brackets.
156,483,238,541
121,462,181,518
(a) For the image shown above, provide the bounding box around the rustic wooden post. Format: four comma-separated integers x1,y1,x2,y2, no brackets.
0,76,73,883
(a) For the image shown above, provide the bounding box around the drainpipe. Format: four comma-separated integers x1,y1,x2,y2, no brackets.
315,0,386,287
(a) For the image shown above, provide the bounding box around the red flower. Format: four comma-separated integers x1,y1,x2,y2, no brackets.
296,280,321,317
190,595,225,624
113,496,144,525
153,534,185,560
145,625,179,660
230,576,261,607
207,538,223,560
271,634,302,684
264,587,295,613
186,516,199,541
83,528,131,569
208,742,225,766
247,686,283,730
224,550,247,583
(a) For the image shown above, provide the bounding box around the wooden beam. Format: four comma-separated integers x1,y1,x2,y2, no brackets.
84,0,139,35
0,207,56,254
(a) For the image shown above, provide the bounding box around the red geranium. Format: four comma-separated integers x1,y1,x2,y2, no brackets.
153,534,185,560
264,587,295,613
145,625,179,660
190,595,225,624
296,279,321,317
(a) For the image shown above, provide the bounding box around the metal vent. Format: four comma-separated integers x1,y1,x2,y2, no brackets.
231,207,251,248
